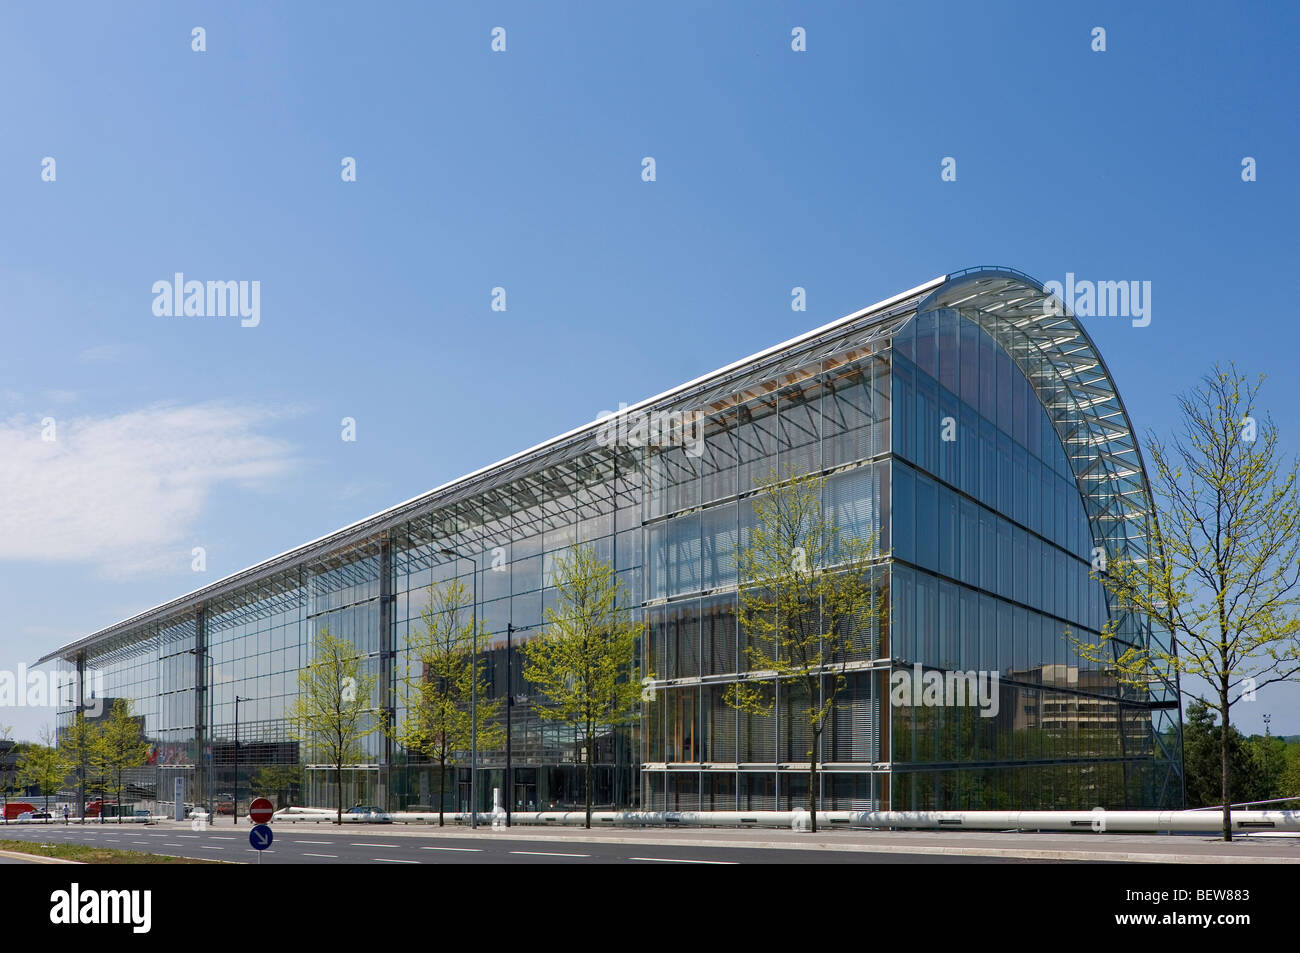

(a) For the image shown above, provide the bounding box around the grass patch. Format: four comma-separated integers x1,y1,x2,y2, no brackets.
0,839,226,864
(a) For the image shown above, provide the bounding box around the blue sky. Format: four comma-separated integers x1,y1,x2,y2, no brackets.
1,1,1296,741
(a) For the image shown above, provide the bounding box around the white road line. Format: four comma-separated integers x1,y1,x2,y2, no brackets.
373,857,419,863
420,846,482,852
163,843,183,846
293,840,333,845
509,851,590,858
351,843,399,848
177,835,200,839
210,836,236,841
302,852,338,858
628,857,738,865
201,846,225,850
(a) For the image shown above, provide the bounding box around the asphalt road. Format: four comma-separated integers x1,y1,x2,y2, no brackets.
0,822,1043,864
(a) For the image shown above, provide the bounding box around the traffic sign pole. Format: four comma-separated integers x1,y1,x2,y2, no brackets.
249,822,273,863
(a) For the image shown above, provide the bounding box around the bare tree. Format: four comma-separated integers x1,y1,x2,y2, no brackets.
288,627,380,825
522,546,641,829
390,578,502,825
1074,364,1300,840
725,466,881,832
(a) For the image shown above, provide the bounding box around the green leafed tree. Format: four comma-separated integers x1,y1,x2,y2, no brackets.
18,727,69,815
93,699,150,822
521,545,642,829
1182,700,1261,808
389,578,503,825
1073,364,1300,840
726,466,882,832
250,763,303,810
288,626,380,825
1279,743,1300,801
57,711,101,823
1248,732,1288,801
0,723,13,823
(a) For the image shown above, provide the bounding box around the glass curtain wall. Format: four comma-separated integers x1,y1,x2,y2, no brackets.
642,344,892,811
889,306,1159,810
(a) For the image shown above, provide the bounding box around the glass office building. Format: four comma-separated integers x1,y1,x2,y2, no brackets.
40,267,1184,814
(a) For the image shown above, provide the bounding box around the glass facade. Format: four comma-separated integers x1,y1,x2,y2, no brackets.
48,268,1183,816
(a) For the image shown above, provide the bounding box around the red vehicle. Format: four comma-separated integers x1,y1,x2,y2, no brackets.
3,802,36,820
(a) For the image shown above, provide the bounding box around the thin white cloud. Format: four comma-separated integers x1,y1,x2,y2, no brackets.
77,344,124,364
0,402,298,578
333,479,387,502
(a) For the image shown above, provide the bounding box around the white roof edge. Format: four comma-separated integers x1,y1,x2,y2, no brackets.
38,273,947,663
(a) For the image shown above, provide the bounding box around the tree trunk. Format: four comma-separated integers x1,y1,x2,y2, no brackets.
437,758,445,827
807,728,820,834
585,724,594,830
336,764,343,826
1220,695,1232,842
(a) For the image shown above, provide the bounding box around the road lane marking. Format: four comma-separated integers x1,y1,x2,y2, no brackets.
351,842,399,848
373,857,419,863
303,852,338,858
294,840,334,845
201,846,225,850
628,857,738,864
509,851,590,858
421,846,482,852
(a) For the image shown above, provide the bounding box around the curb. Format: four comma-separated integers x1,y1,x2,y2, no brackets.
0,848,82,865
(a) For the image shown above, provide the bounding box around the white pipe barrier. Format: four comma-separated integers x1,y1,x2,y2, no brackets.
4,815,153,825
268,806,1300,833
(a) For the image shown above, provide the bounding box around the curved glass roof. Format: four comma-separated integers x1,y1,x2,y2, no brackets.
914,267,1178,709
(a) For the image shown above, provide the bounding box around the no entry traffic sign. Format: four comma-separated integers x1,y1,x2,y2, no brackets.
249,797,274,825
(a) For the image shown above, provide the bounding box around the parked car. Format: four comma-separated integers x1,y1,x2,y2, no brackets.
3,802,37,821
345,805,392,823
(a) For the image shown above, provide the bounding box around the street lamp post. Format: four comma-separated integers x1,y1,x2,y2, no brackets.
503,621,537,828
506,622,514,828
234,696,248,825
440,548,477,828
